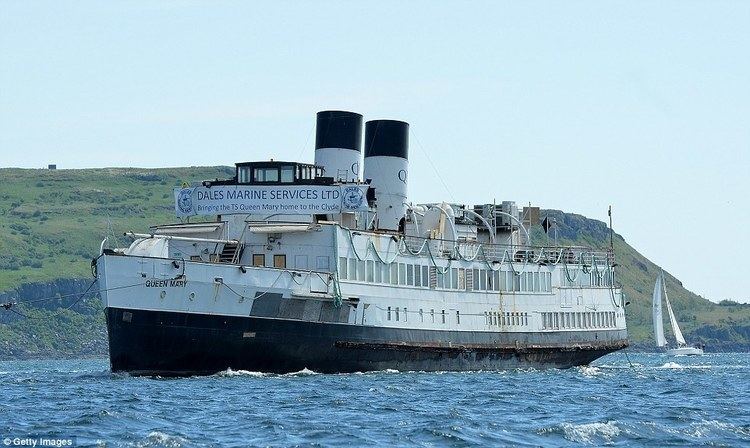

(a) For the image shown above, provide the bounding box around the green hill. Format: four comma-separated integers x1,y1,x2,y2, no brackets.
1,166,749,358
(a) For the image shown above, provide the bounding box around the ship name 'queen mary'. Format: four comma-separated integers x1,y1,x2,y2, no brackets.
95,111,628,375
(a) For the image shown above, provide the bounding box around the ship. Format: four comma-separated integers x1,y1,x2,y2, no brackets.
94,110,628,376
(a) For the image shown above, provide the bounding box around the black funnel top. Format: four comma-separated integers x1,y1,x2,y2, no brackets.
315,111,363,151
364,120,409,159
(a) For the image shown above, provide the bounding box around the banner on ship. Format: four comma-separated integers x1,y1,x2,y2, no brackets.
174,185,368,217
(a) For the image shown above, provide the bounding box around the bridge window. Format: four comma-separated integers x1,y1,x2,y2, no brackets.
280,165,295,183
238,166,251,183
254,167,279,182
414,264,421,286
252,254,265,267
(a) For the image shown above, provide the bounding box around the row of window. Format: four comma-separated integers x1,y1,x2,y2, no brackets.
560,270,614,288
541,311,617,330
485,312,529,327
237,165,324,184
251,253,330,271
339,257,553,293
386,307,461,325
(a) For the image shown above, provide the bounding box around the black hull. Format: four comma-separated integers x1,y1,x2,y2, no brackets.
106,307,628,376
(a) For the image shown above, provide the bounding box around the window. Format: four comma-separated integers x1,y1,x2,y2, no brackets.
366,260,374,282
273,254,286,268
430,309,435,323
458,268,466,290
473,269,480,290
238,166,251,183
253,167,279,182
387,307,391,320
513,273,521,291
480,270,487,290
414,265,421,287
338,258,346,279
395,307,400,321
375,262,382,283
422,266,429,287
348,259,357,280
437,270,444,289
398,263,406,285
452,269,459,290
252,254,265,267
316,256,329,271
456,311,460,325
441,310,446,324
390,264,398,285
407,264,414,286
357,260,365,281
404,307,408,322
292,255,307,270
383,264,391,284
280,165,294,183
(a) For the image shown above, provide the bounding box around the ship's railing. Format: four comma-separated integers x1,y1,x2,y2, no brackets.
401,235,613,267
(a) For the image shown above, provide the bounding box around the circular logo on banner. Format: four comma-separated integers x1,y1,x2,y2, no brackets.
342,186,365,211
177,188,194,214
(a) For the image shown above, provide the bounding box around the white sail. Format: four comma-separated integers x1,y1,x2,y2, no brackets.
652,273,667,347
663,278,687,346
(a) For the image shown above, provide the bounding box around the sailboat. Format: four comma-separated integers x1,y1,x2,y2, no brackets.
652,271,704,356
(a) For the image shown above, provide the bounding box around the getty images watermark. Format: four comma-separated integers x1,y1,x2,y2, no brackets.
3,436,76,447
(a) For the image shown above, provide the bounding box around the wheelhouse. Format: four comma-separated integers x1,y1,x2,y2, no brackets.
235,161,328,185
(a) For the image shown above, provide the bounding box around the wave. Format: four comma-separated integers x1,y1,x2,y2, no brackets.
560,421,621,444
282,367,320,377
133,431,188,447
687,420,750,438
215,368,268,377
577,366,603,377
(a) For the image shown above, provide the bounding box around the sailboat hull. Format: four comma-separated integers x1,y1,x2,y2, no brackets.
666,347,704,356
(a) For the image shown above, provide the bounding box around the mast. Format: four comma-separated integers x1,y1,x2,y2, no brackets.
662,274,687,346
652,272,667,347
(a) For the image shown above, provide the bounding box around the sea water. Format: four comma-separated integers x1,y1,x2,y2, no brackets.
1,353,748,447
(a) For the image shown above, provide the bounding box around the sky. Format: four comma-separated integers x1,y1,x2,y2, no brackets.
1,1,749,302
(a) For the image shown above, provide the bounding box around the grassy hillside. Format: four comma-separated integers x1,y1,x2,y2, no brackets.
1,166,749,357
0,166,233,288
